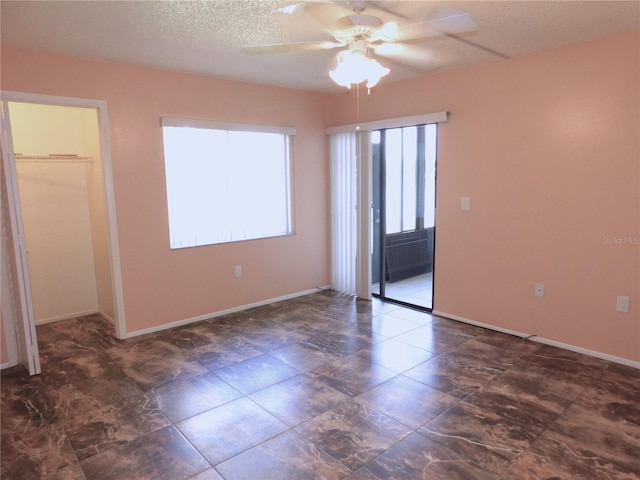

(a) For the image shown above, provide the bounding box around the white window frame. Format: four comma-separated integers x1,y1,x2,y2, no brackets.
162,117,296,249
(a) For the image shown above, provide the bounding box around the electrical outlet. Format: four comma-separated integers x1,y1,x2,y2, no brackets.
235,265,242,278
616,295,629,313
534,283,544,297
461,196,471,211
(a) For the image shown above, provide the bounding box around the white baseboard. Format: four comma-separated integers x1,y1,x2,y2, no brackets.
35,309,100,325
126,287,331,339
432,310,640,369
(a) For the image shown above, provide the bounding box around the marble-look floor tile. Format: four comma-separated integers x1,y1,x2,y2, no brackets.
383,308,434,325
307,330,383,358
202,311,254,337
603,361,640,387
177,397,288,465
393,324,473,354
1,375,58,425
49,369,145,412
75,314,120,348
146,372,243,422
213,353,300,395
403,350,502,399
216,430,352,480
79,426,210,480
1,422,77,479
505,358,593,402
369,315,423,337
355,375,458,429
420,402,540,475
464,371,572,433
284,312,345,338
195,337,264,370
576,367,640,423
349,432,497,480
309,355,397,397
106,339,209,391
36,318,117,352
472,330,540,354
39,347,124,391
526,344,611,378
430,316,487,336
269,342,341,372
3,291,637,480
294,399,412,471
355,338,436,373
157,321,226,354
249,374,349,427
504,403,640,479
187,468,224,480
549,403,640,469
48,461,86,479
60,393,171,461
449,339,525,370
236,323,310,353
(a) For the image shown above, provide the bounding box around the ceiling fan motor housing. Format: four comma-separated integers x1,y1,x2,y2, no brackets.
333,13,382,43
348,38,369,54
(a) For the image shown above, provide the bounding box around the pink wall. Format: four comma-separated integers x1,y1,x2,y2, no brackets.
2,29,638,363
330,30,639,362
1,47,332,333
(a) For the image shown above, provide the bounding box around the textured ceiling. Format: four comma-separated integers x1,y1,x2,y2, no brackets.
1,0,638,92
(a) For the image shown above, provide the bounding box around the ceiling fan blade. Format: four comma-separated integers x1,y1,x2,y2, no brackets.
366,1,411,21
375,54,433,75
274,0,335,15
371,43,436,74
300,2,349,32
242,41,344,55
396,8,478,42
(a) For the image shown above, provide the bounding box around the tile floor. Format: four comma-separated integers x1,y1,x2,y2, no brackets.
1,291,639,480
373,272,433,309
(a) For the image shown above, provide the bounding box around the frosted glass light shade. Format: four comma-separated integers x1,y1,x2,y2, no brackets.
329,51,390,89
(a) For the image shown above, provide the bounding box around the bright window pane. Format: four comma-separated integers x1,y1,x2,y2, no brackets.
163,126,292,248
385,128,402,234
402,126,417,231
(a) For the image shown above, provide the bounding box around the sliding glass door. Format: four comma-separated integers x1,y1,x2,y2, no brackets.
372,124,437,309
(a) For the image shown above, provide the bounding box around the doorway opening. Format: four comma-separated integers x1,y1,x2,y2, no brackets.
371,124,437,310
1,93,124,375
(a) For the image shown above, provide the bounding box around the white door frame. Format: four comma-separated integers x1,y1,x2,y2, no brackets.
1,91,126,368
1,99,41,374
1,226,20,368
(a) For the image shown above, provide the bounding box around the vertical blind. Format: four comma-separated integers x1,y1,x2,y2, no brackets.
330,132,358,295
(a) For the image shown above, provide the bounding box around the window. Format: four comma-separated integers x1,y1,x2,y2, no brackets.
162,118,295,248
378,124,437,234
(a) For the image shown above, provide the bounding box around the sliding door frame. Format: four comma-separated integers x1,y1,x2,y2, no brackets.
327,112,447,303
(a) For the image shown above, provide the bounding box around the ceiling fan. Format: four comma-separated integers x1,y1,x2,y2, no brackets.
242,1,482,89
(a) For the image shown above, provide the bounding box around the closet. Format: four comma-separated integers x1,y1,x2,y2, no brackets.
8,102,114,325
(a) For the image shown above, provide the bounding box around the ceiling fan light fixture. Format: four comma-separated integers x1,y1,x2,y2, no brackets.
329,50,389,90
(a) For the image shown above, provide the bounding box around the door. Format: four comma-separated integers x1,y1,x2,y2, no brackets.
1,100,41,374
1,91,126,376
372,124,437,310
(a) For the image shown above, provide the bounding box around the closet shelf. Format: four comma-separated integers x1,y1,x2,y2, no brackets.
14,155,93,163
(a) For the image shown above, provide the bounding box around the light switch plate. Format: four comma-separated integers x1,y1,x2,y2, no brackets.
616,296,629,313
